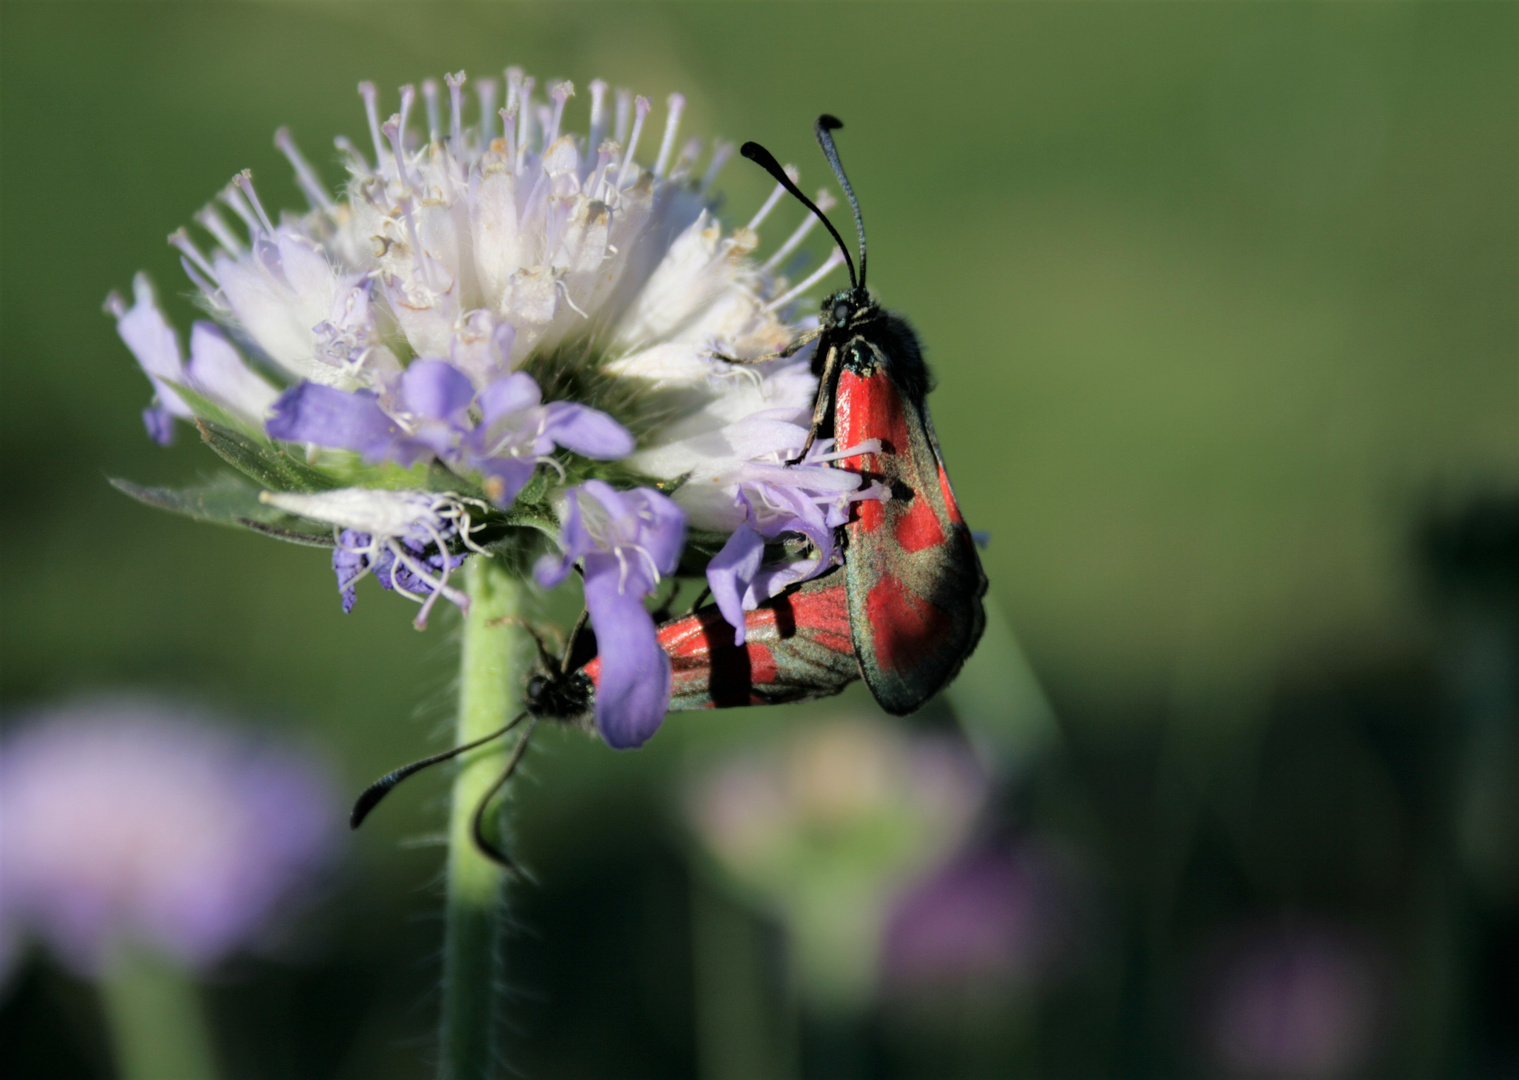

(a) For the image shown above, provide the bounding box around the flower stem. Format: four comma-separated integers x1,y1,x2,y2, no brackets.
98,948,220,1080
440,555,532,1080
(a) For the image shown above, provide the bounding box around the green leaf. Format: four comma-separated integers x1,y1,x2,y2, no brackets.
166,382,263,438
109,473,335,547
195,419,340,493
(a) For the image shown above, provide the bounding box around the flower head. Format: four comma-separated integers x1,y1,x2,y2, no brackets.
0,699,336,977
109,66,879,744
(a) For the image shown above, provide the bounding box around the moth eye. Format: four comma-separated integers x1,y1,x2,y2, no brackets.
527,675,547,699
832,302,850,323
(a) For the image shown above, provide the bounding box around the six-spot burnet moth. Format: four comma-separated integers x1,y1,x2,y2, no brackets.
349,570,858,868
739,116,988,716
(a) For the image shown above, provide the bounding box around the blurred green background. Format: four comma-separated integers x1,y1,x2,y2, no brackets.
2,3,1515,1078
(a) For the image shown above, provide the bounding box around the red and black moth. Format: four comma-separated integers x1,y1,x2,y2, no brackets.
739,116,988,716
349,570,857,867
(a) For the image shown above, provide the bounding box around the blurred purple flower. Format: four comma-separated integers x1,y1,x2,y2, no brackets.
881,841,1075,994
0,700,337,978
1198,920,1385,1080
536,481,686,749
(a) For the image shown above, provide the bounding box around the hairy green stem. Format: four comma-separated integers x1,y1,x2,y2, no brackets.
99,948,219,1080
440,556,532,1080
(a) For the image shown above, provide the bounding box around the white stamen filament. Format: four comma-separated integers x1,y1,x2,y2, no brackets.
274,128,334,211
613,89,632,147
446,71,466,161
615,95,651,191
746,170,795,232
701,141,734,192
382,116,416,192
396,85,416,151
195,205,244,254
587,79,608,160
358,82,385,168
477,79,497,145
652,93,685,179
765,248,846,312
505,67,523,114
421,79,441,142
333,135,368,174
168,228,217,279
232,171,276,235
761,189,837,272
516,76,536,162
546,81,574,146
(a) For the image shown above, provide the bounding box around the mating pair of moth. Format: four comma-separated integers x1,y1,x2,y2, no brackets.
355,117,988,867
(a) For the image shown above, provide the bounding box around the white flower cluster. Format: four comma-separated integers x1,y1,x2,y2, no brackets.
121,70,846,529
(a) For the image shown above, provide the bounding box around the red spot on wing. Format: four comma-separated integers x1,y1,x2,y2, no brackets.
937,462,965,527
837,369,915,535
893,492,945,552
865,576,952,676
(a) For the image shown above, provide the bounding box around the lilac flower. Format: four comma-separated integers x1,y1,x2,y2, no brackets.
686,720,988,1008
266,363,632,506
535,481,685,748
1197,920,1385,1080
880,841,1077,995
106,274,278,443
0,699,335,977
703,426,887,644
260,488,490,627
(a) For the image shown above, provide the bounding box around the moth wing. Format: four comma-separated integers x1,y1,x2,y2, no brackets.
663,572,859,711
837,354,988,716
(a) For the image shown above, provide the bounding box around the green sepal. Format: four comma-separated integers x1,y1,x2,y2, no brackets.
165,382,262,438
195,419,341,493
109,473,335,547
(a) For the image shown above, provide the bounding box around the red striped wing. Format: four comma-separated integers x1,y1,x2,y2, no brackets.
835,345,987,715
581,571,858,712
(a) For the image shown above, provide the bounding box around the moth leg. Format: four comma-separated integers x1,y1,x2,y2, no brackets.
711,327,822,365
791,343,839,464
471,717,540,879
558,609,590,674
486,615,560,667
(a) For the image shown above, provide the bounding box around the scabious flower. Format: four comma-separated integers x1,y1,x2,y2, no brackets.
1195,920,1386,1080
686,718,988,1008
0,699,336,978
108,67,874,744
880,840,1079,997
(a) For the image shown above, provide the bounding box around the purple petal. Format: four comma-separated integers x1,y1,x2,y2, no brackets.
266,383,395,456
541,403,635,460
478,372,542,425
400,360,475,420
476,456,536,507
534,493,587,588
332,530,369,613
115,275,183,384
186,322,278,419
706,524,765,646
583,553,671,749
142,405,177,447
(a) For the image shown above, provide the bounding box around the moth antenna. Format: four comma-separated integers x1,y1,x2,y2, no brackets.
740,140,857,291
471,716,541,875
560,609,590,674
349,711,528,829
813,115,867,292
